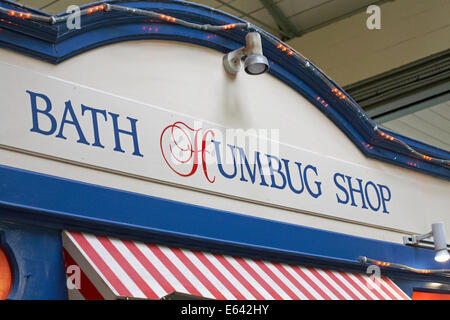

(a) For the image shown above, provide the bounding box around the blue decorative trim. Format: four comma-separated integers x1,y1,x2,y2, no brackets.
0,0,448,180
0,164,449,286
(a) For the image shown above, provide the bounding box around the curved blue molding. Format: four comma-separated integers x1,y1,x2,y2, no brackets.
0,0,449,180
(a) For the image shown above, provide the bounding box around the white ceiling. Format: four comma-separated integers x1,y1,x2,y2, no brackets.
381,101,450,151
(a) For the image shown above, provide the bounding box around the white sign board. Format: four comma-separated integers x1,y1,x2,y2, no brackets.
0,61,448,234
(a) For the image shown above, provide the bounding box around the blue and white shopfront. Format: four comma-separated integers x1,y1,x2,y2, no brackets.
0,0,449,300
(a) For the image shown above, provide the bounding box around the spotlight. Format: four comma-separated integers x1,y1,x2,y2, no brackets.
223,32,269,76
432,223,450,262
403,222,450,263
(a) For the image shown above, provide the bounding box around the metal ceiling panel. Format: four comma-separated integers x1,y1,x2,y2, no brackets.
282,0,380,32
382,103,450,151
13,0,56,10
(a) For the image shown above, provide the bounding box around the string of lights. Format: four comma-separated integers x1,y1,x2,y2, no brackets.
374,126,450,166
0,2,449,167
359,256,450,275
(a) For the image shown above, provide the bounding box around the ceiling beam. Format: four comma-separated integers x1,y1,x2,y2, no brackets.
259,0,300,40
344,49,450,122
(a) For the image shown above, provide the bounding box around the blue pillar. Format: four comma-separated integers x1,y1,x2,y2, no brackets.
0,222,68,300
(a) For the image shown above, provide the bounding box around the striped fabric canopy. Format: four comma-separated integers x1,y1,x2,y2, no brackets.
62,231,410,300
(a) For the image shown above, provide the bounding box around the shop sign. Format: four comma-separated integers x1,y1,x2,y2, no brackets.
1,61,447,233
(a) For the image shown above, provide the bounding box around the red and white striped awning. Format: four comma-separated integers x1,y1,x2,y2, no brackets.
62,231,410,300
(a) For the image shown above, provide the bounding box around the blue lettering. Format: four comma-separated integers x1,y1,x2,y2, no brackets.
27,90,57,136
108,112,143,157
81,105,107,148
237,147,269,186
365,181,381,212
304,165,322,198
282,159,305,194
335,173,391,214
334,173,349,204
266,154,286,190
212,140,237,179
378,184,391,214
55,100,89,145
27,91,146,157
346,176,368,209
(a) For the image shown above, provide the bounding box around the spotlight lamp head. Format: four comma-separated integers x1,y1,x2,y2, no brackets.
223,32,269,76
432,223,450,263
245,54,269,75
435,249,450,263
403,222,450,263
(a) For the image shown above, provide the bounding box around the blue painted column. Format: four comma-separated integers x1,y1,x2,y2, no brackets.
0,222,68,300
